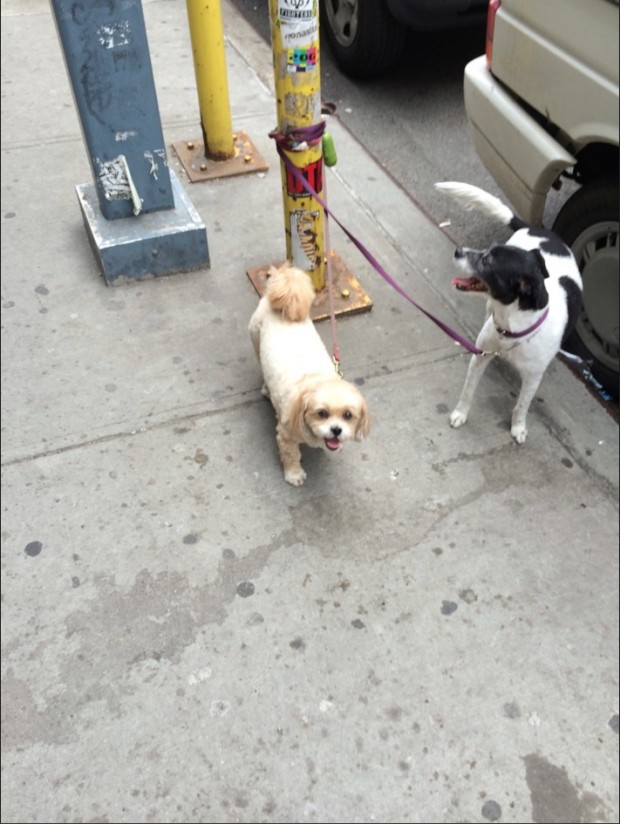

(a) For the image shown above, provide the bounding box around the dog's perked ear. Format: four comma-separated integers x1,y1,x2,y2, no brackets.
518,249,550,310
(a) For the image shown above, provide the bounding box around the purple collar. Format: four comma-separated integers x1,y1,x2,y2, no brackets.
495,306,549,339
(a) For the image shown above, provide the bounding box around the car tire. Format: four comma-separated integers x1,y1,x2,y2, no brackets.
552,180,619,401
319,0,407,79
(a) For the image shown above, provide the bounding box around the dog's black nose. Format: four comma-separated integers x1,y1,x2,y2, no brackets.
455,246,465,258
330,425,342,437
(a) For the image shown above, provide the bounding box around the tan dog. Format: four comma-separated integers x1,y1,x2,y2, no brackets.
249,263,370,486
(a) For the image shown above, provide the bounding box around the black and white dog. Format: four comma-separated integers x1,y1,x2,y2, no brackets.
435,181,583,444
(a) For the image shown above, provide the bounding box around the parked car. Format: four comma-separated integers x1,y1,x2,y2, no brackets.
463,0,619,399
319,0,488,79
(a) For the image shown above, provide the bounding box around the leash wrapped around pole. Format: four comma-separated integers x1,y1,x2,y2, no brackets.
270,121,346,373
267,0,326,291
269,128,484,356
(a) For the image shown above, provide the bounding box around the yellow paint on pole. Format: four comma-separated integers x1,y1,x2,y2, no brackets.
185,0,234,160
268,0,325,291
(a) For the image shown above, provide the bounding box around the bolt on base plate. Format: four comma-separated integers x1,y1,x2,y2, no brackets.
172,130,269,183
247,249,372,322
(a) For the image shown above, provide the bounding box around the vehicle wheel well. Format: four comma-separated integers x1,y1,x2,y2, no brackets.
572,142,619,186
553,179,619,401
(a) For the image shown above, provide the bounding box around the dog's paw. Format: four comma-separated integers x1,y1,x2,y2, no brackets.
449,409,468,429
261,383,270,398
284,467,307,487
511,424,527,444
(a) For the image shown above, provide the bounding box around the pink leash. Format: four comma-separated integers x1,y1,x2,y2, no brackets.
269,124,485,356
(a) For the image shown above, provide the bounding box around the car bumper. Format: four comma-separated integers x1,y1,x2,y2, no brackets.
463,55,576,224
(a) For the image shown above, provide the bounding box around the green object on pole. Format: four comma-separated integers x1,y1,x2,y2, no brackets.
322,132,338,168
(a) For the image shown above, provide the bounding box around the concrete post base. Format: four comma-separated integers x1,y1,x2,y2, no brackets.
76,169,210,286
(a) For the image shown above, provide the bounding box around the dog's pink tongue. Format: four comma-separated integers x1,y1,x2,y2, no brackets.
325,438,341,450
452,275,486,292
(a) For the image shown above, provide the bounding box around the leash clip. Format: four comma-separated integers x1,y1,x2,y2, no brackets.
333,356,344,378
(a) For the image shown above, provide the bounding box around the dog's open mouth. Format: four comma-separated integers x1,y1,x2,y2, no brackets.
452,276,488,293
324,437,342,451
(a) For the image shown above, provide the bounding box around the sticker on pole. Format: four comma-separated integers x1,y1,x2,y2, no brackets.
278,0,318,50
287,45,317,72
278,0,316,22
286,157,323,198
291,209,321,271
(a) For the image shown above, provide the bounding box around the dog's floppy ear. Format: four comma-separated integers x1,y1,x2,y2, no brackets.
286,388,311,438
355,400,371,441
532,248,549,279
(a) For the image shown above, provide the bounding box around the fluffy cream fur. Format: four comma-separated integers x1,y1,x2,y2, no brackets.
249,263,370,486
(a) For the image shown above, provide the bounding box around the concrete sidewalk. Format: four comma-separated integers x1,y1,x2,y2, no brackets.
1,1,618,822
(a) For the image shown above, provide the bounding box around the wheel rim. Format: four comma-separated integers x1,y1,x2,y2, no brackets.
572,219,619,373
323,0,358,48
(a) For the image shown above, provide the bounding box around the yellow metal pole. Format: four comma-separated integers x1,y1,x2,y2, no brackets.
268,0,325,291
185,0,234,160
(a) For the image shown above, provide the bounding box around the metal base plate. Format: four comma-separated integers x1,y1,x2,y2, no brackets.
172,130,269,182
247,250,372,322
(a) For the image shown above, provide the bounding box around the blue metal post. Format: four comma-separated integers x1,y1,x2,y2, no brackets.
51,0,174,219
50,0,210,285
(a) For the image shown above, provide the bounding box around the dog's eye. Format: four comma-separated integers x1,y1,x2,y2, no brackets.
343,410,353,421
317,409,329,419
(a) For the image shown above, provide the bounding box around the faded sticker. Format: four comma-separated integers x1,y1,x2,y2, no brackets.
278,0,318,49
282,22,318,48
97,21,132,49
291,209,320,270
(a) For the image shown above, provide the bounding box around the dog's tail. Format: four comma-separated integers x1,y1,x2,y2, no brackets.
265,262,316,322
434,181,527,231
